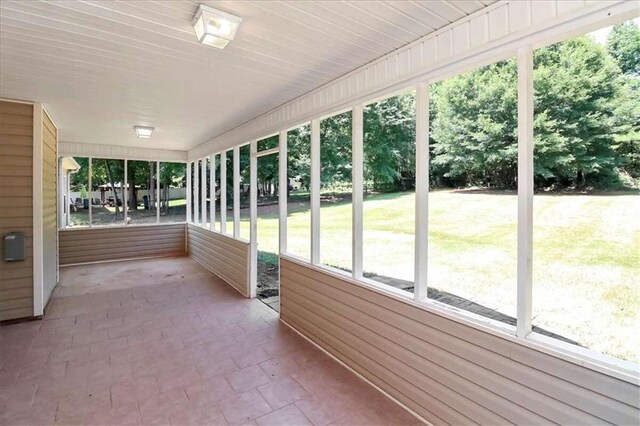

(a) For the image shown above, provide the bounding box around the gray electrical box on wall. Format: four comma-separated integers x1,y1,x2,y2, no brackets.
4,232,26,262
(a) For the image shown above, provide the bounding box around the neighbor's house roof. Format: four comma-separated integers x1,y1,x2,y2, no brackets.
97,183,141,189
61,156,81,172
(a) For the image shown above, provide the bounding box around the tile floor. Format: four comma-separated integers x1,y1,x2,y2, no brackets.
0,257,420,425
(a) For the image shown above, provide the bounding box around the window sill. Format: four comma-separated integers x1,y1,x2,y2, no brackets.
59,221,187,231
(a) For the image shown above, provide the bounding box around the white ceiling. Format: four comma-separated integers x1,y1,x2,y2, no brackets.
0,0,494,151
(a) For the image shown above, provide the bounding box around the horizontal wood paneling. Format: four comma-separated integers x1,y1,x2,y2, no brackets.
0,100,33,321
187,224,249,297
189,0,634,160
59,224,186,265
280,258,640,425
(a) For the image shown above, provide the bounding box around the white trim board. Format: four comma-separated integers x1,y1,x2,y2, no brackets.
188,0,636,160
32,102,44,317
59,141,187,162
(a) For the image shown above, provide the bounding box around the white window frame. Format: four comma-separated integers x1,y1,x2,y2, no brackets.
183,11,640,383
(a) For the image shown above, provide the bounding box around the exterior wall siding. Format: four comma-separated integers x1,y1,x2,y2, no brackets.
280,257,640,425
42,110,57,308
0,100,34,321
59,224,186,266
187,224,249,297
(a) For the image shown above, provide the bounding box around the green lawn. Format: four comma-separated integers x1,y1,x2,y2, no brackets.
248,189,639,363
68,199,187,226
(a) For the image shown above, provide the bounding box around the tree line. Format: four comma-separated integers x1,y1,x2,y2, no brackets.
285,21,640,192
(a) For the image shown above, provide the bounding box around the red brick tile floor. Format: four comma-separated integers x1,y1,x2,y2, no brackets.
0,257,421,426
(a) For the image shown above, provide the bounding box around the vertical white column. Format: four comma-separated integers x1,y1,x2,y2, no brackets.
250,142,258,298
234,147,241,238
123,159,128,225
311,119,321,264
414,83,429,301
186,162,192,223
352,105,364,279
156,161,160,224
66,167,71,227
214,154,218,231
32,103,43,316
517,47,534,338
201,157,207,227
88,158,93,227
194,160,200,226
220,152,227,234
279,131,288,254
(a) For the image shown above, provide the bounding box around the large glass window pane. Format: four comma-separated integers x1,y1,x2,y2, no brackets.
127,160,157,225
189,161,195,223
160,162,187,223
204,158,211,228
532,20,640,363
428,60,518,319
239,145,251,240
91,158,125,226
257,135,278,152
257,151,280,310
196,159,203,225
226,150,234,235
363,92,416,293
214,154,221,231
320,111,352,272
66,157,89,227
287,124,311,260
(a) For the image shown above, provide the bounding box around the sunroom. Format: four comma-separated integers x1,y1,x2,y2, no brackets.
0,1,638,425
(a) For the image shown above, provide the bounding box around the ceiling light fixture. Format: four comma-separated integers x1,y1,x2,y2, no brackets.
192,4,242,49
134,125,154,138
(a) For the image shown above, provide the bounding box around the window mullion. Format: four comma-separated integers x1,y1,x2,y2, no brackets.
249,142,258,297
123,159,128,226
194,160,200,226
156,161,160,224
352,105,364,279
221,152,227,233
210,155,215,230
311,119,321,264
186,162,191,223
201,157,206,227
279,130,288,254
233,147,240,238
414,83,429,301
517,46,534,338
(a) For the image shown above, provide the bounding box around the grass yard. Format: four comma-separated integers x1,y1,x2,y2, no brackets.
248,189,639,363
68,199,187,226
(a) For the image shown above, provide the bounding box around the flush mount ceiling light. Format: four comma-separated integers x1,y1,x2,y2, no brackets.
192,4,242,49
134,125,154,138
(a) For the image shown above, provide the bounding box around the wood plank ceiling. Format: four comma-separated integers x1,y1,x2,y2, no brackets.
0,0,494,151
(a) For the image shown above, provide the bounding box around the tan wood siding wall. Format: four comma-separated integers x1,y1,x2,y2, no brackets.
187,224,249,297
42,110,57,306
0,101,34,321
59,224,186,266
280,258,640,425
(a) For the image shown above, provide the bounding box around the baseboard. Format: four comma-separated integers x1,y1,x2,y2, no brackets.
279,317,431,426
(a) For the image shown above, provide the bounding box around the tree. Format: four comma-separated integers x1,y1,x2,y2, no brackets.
287,125,311,192
363,93,416,192
430,59,517,188
607,21,640,76
534,36,625,188
429,33,636,190
320,112,353,190
607,21,640,181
